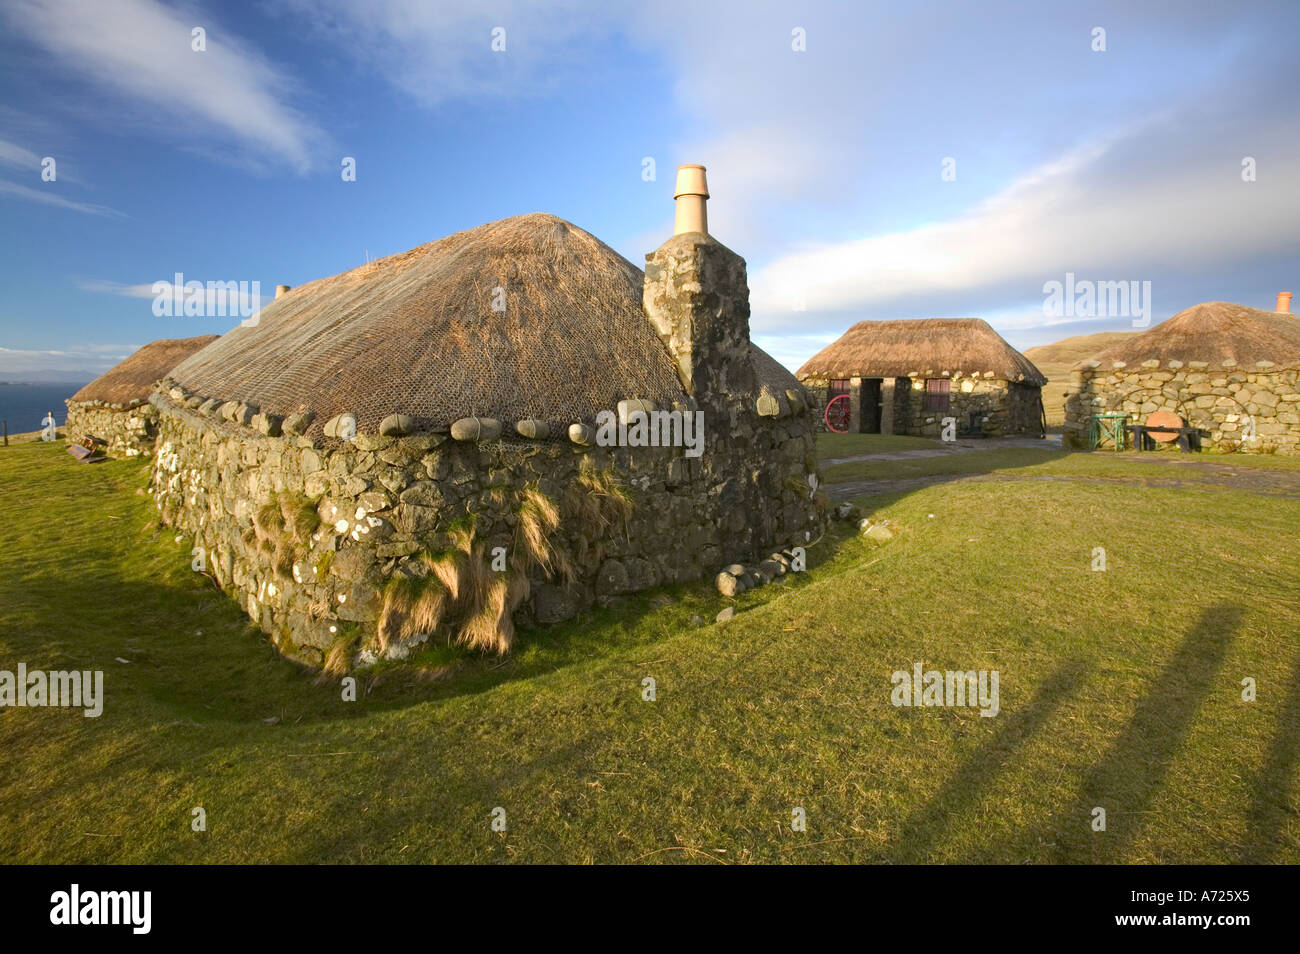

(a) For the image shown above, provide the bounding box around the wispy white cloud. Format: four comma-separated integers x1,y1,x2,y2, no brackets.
0,343,137,377
281,0,626,105
748,118,1300,336
2,0,327,173
0,180,125,217
0,139,42,171
76,279,159,298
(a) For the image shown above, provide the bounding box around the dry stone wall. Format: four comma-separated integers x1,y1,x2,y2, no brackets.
64,400,157,458
150,390,824,667
1063,359,1300,454
895,376,1040,437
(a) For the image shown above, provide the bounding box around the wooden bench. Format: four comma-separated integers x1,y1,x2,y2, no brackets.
1127,424,1203,452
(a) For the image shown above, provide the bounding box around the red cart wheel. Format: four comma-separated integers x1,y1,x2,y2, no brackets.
824,393,851,433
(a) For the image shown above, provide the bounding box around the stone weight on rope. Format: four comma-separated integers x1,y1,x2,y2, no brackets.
323,413,357,439
283,410,315,436
785,388,807,413
756,392,781,417
379,413,416,437
568,423,594,446
616,398,656,424
252,412,282,437
450,417,501,442
515,419,550,440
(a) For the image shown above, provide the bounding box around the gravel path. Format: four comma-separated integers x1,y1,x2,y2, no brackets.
824,434,1062,467
828,453,1300,501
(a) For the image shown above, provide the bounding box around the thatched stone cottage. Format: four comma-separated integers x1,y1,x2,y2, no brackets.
797,318,1046,437
65,335,219,458
150,167,824,666
1063,298,1300,455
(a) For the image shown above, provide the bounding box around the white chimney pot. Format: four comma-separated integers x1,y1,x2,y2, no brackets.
673,164,709,236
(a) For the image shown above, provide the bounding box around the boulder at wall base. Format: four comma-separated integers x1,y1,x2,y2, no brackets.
716,571,740,597
533,582,588,624
596,558,630,597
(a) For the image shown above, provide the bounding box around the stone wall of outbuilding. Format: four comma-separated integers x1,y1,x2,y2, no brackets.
64,400,158,458
1063,359,1300,455
895,376,1042,437
149,392,825,667
800,374,1042,437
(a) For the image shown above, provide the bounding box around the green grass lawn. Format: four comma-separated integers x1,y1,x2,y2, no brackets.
1,439,1297,863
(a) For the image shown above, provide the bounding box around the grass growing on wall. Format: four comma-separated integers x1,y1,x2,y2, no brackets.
373,482,581,656
1,439,1298,863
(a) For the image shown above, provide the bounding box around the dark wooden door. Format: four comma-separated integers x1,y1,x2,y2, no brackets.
862,378,882,433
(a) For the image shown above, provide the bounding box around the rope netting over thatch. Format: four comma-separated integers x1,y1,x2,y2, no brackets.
795,318,1046,386
1085,302,1300,370
70,335,220,407
169,213,794,437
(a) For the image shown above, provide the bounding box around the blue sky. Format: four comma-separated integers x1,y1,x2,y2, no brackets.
1,0,1297,381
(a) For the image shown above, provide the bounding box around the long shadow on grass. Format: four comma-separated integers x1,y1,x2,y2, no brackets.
1240,638,1300,862
826,447,1071,503
19,528,855,728
1032,604,1242,862
888,659,1089,863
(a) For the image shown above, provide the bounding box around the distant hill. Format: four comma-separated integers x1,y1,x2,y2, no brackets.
1022,331,1138,368
1024,331,1139,427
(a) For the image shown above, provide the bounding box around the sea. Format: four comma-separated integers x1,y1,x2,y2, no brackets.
0,382,88,436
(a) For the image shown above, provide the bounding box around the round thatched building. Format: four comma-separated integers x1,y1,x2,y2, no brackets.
797,318,1046,436
1063,300,1300,454
150,171,824,666
65,335,219,458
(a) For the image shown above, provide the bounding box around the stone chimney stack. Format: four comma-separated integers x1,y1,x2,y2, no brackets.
275,284,291,299
1277,291,1292,314
673,164,709,237
644,164,756,405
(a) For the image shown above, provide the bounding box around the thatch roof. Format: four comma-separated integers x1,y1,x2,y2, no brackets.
167,213,795,435
70,335,220,407
1086,302,1300,370
796,318,1046,386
